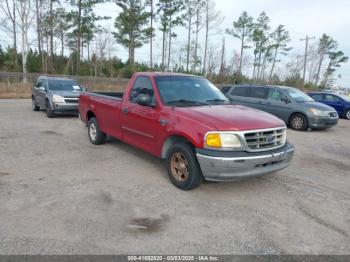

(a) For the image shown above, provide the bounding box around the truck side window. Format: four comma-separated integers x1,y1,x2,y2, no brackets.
250,87,268,99
230,86,250,97
129,76,154,104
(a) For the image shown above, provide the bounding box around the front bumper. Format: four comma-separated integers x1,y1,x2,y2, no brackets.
196,142,294,181
308,115,338,129
52,102,79,114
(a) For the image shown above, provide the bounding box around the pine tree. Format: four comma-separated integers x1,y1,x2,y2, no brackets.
113,0,149,66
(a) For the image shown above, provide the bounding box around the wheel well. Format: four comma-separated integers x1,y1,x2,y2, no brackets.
161,135,193,159
86,110,96,121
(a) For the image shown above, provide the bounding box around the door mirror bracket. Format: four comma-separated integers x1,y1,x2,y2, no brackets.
137,94,153,107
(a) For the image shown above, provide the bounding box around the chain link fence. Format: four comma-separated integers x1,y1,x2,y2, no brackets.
0,71,129,98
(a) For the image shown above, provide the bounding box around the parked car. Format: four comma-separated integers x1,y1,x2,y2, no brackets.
224,85,339,131
79,73,295,190
308,92,350,120
32,76,86,118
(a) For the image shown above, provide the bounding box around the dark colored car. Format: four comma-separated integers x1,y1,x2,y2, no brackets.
224,85,339,131
308,92,350,120
32,76,86,118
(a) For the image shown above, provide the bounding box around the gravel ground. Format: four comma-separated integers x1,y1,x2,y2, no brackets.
0,99,349,255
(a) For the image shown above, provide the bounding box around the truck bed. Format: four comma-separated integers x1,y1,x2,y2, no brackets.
87,92,123,99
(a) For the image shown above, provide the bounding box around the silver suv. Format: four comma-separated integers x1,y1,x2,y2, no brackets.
32,76,86,118
225,85,339,131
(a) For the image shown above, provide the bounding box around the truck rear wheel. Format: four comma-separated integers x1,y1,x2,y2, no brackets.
88,117,106,145
166,143,203,190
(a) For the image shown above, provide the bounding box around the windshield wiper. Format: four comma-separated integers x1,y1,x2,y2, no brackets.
206,98,230,104
166,99,210,106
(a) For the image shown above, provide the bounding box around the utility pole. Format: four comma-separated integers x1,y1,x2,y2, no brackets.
300,35,315,87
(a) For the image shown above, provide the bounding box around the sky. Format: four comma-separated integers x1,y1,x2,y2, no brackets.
0,0,349,87
94,0,350,87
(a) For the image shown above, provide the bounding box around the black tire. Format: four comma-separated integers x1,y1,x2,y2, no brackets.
345,109,350,120
289,113,308,131
46,100,55,118
166,142,203,190
88,117,106,145
32,98,39,111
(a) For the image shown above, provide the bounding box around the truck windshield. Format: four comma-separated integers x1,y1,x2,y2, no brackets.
285,88,314,102
155,76,230,106
48,79,80,91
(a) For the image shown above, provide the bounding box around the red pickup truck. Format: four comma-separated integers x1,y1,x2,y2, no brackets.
79,72,294,190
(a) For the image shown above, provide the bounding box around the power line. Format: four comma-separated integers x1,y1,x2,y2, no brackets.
300,35,315,87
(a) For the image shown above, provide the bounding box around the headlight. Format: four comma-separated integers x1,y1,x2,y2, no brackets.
205,132,242,149
309,108,328,117
52,94,65,103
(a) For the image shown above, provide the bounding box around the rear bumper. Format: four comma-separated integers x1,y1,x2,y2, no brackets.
196,143,294,181
308,116,338,129
52,102,78,114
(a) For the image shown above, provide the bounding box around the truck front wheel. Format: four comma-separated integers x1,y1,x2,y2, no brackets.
166,143,203,190
88,117,106,145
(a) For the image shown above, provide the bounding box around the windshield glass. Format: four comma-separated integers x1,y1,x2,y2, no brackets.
155,76,229,106
48,79,80,91
285,88,314,102
339,94,350,102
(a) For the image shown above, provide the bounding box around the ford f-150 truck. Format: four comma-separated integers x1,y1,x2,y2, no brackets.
79,72,295,190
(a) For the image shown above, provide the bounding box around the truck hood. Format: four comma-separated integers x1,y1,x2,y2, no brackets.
49,90,81,97
176,104,285,131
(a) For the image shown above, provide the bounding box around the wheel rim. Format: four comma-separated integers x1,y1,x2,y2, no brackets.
347,111,350,119
32,99,35,109
292,116,304,129
170,152,189,182
89,122,97,141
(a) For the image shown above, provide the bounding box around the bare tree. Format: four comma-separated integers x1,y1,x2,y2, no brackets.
286,54,304,79
306,44,319,83
202,0,223,75
0,0,18,67
183,0,198,72
15,0,35,82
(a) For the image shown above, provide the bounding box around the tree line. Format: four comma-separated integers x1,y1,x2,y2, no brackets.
0,0,348,88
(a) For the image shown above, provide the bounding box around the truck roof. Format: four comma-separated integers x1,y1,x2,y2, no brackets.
133,72,202,78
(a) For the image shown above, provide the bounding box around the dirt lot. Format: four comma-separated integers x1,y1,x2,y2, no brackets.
0,99,349,255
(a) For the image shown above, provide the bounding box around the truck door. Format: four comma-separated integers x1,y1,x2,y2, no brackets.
120,76,160,156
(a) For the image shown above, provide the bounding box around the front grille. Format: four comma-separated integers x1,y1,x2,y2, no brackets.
244,128,286,151
328,111,338,118
64,97,79,104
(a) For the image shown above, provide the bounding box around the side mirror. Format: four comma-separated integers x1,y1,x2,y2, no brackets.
281,97,290,103
38,86,46,92
137,94,153,107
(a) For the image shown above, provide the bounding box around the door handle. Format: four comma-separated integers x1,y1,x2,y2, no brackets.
122,108,128,114
159,119,168,126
